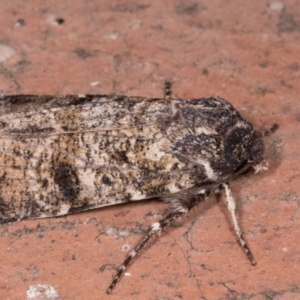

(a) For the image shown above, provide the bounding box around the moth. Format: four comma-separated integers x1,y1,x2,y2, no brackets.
0,84,277,293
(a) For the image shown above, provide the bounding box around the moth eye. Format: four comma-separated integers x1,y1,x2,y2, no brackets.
249,131,265,165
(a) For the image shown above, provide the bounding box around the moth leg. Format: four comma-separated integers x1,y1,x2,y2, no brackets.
106,191,209,294
164,81,172,99
222,183,256,265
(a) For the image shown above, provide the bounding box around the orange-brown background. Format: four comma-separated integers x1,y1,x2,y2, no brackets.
0,0,299,299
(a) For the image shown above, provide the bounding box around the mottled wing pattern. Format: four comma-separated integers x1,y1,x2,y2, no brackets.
0,96,196,223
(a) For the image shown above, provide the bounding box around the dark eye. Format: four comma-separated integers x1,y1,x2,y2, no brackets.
249,131,264,164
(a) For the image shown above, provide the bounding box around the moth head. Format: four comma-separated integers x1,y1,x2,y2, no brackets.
247,130,265,166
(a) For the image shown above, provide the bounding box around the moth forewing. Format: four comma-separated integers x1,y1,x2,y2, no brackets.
0,97,177,220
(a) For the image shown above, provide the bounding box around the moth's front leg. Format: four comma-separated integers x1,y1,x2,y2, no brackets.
106,190,210,294
223,183,256,265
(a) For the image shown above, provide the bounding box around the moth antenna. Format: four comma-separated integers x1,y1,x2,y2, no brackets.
164,81,172,99
222,183,256,265
262,123,279,137
106,191,209,294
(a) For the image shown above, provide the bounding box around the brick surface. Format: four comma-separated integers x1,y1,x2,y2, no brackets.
0,0,299,299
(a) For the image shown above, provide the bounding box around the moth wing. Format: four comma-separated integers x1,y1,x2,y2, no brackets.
0,96,201,223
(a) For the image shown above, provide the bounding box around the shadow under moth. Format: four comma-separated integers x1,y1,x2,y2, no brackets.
0,84,277,293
